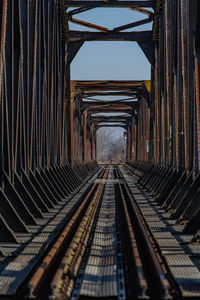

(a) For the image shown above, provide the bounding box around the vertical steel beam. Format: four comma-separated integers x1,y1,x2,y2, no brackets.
83,110,87,163
181,0,189,171
0,0,7,187
194,1,200,173
91,122,95,160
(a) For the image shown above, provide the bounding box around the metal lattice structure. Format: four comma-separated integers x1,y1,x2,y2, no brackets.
0,1,68,178
1,1,200,298
0,0,99,240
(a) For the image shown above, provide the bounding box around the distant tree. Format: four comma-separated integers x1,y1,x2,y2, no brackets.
96,128,111,160
97,127,126,162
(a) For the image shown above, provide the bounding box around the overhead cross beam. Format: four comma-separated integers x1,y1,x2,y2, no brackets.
82,101,138,115
86,104,135,111
66,6,153,16
95,124,127,129
65,1,155,8
73,81,150,100
75,80,148,88
82,101,138,107
83,92,138,97
92,119,129,124
91,116,132,122
88,110,133,115
69,30,152,42
83,96,138,101
75,80,147,99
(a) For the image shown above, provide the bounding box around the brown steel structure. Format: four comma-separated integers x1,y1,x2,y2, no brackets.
0,0,154,179
1,0,200,233
1,0,200,297
70,80,150,163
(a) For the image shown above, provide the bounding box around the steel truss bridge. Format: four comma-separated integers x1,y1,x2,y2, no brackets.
0,1,200,299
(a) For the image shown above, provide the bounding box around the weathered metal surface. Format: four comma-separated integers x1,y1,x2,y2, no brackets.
1,0,200,297
68,30,152,42
121,165,200,297
65,1,155,8
0,169,101,296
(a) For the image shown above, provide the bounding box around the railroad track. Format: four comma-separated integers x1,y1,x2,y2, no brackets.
25,166,180,299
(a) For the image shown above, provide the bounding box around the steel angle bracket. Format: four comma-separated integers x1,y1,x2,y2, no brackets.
66,41,84,69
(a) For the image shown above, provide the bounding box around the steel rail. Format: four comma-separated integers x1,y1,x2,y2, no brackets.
117,168,171,300
28,168,106,298
27,166,175,299
50,169,109,298
118,181,149,299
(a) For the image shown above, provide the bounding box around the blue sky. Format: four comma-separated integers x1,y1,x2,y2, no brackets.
70,8,152,80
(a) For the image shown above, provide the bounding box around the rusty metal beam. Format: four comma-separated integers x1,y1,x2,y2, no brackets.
113,15,153,32
86,105,135,110
82,101,137,106
67,7,94,16
83,92,138,97
96,124,127,129
82,101,137,109
83,96,138,101
128,6,153,15
68,30,152,42
69,17,109,32
91,117,132,123
68,17,109,32
88,110,134,116
83,111,87,163
65,1,155,8
75,80,147,85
